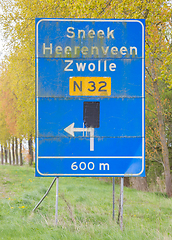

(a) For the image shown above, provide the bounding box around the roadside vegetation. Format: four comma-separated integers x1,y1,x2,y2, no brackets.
0,0,172,196
0,1,172,239
0,165,172,240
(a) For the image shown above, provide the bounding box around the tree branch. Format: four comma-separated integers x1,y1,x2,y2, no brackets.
97,0,112,17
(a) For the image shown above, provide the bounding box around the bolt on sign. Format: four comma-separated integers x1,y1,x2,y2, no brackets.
35,19,145,177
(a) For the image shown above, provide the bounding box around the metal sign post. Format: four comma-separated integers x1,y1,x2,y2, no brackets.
117,177,124,230
32,177,57,212
120,177,124,230
55,177,59,225
113,177,115,220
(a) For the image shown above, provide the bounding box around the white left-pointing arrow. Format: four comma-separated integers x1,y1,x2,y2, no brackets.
64,122,85,137
64,122,94,151
64,122,74,136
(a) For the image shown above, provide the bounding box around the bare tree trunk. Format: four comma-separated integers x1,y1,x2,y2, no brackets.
28,136,33,166
4,143,7,164
130,177,148,191
8,139,11,165
15,138,19,165
12,137,15,165
124,177,130,187
151,58,172,197
1,145,4,165
20,139,23,166
153,80,172,197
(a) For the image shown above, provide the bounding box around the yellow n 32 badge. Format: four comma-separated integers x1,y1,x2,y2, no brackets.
69,77,111,96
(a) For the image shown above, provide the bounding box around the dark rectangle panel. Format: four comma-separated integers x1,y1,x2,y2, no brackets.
84,101,100,128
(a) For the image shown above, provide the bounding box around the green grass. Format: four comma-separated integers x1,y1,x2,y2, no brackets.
0,165,172,240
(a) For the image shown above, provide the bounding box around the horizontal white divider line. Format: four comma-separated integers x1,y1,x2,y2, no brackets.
38,156,143,159
36,173,143,176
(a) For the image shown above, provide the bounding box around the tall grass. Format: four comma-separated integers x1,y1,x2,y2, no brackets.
0,165,172,240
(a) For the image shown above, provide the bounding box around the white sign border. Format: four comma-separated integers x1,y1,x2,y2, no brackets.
35,18,145,177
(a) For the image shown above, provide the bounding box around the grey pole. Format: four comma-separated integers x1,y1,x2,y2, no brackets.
113,177,115,220
32,177,57,212
55,177,59,225
120,177,124,231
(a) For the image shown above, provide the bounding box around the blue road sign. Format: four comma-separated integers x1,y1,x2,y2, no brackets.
35,19,145,177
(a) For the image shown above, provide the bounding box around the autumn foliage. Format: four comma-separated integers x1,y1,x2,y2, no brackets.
0,0,172,195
